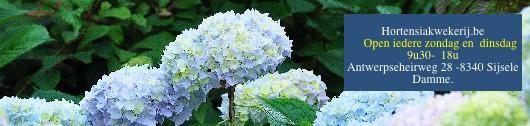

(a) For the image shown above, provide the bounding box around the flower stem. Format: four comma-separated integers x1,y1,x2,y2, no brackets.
228,85,236,125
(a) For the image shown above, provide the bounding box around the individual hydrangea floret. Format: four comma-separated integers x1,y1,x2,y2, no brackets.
80,65,200,126
218,69,328,125
440,92,528,126
197,9,293,87
313,91,434,126
0,97,88,126
390,92,468,126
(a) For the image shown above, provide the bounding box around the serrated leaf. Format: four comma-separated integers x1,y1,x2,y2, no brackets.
109,25,124,45
115,48,136,62
307,12,343,40
131,14,147,26
99,6,131,20
376,5,402,14
72,50,94,64
32,69,61,90
78,25,110,49
146,15,174,26
123,55,152,67
57,9,83,44
141,50,163,66
261,97,318,125
132,32,175,50
287,0,316,13
295,42,324,57
0,25,51,69
174,0,201,9
32,89,81,103
317,49,344,77
252,1,291,20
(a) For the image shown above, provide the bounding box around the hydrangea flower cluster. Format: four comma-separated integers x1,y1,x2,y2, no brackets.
218,69,328,125
390,92,468,126
80,65,200,126
197,9,293,87
0,97,88,126
160,28,219,108
0,108,7,126
439,92,528,126
313,91,434,126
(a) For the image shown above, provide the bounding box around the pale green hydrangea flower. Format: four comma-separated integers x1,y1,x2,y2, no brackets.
218,69,328,125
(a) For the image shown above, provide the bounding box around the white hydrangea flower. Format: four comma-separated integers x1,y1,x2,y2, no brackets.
197,9,293,87
313,91,434,126
80,65,200,126
0,97,88,126
218,69,328,125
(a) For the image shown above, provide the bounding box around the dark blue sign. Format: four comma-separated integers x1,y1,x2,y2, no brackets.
344,14,521,91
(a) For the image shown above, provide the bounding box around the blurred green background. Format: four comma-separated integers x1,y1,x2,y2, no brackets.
0,0,528,124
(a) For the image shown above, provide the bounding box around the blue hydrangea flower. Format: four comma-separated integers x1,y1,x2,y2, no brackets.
313,91,434,126
161,28,220,103
80,65,199,126
390,92,468,126
197,9,293,87
0,97,88,126
218,69,328,125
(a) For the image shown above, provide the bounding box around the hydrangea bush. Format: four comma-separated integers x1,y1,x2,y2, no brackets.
218,69,328,125
313,91,434,126
0,97,88,126
80,65,199,126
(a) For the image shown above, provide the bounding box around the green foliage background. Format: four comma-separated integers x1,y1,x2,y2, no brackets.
0,0,528,125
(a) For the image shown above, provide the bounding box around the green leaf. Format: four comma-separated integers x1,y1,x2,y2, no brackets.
252,1,291,20
57,8,83,44
131,14,147,26
109,25,124,45
0,0,27,19
192,101,222,124
261,97,318,126
99,3,131,20
115,48,137,62
32,89,81,103
78,25,110,49
0,24,51,69
295,42,324,57
72,50,94,64
132,32,175,51
40,55,67,71
317,49,344,77
287,0,316,13
307,12,343,40
376,5,402,14
277,58,302,73
174,0,201,9
123,55,153,67
135,2,150,16
32,69,61,90
158,0,171,7
173,20,197,32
